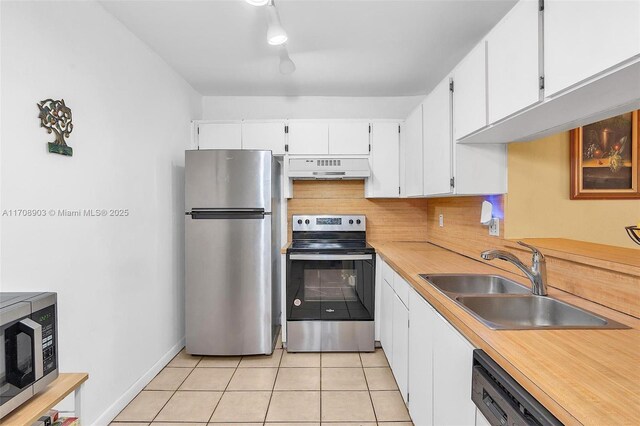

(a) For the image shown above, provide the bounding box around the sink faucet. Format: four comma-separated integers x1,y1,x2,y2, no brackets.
481,241,548,296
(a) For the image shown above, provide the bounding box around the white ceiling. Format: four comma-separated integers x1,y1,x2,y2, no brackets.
100,0,517,97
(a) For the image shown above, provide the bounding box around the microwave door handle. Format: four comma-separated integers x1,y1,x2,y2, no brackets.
21,318,44,380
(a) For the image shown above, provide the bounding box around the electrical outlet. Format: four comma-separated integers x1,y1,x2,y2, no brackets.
439,214,444,227
489,218,500,236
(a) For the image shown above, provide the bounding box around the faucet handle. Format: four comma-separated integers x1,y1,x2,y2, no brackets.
517,241,545,260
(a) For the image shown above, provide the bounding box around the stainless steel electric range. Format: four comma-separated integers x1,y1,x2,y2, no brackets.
286,214,375,352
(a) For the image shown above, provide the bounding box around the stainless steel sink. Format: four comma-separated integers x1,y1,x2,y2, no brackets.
455,295,628,330
419,273,628,330
419,274,530,295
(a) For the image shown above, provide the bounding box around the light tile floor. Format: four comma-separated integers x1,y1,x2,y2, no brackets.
111,339,413,426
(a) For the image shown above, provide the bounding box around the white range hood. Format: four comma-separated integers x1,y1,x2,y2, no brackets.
288,158,371,180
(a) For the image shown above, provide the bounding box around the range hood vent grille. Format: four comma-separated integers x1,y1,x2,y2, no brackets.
288,157,370,180
318,159,341,167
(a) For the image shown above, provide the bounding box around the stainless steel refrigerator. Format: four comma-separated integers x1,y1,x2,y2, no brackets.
185,149,281,356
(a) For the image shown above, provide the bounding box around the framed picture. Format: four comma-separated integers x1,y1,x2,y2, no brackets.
570,110,640,199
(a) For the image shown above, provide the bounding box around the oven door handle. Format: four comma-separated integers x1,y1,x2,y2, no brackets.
289,254,373,260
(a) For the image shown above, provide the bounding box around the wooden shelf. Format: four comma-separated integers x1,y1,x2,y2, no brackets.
2,373,88,426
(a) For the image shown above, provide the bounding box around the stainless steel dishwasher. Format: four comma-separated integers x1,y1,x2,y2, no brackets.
472,350,563,426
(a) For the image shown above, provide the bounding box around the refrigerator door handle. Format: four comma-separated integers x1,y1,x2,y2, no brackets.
189,208,266,220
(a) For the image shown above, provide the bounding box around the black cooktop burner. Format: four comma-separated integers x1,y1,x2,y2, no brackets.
290,240,374,252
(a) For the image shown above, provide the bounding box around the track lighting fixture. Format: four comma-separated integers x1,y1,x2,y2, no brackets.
266,4,288,45
244,0,270,6
244,0,294,73
279,47,296,75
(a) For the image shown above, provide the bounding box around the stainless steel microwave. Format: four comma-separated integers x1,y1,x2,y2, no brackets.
1,292,58,419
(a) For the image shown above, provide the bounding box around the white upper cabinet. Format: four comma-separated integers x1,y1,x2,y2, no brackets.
423,78,453,196
487,0,541,123
461,0,640,144
366,122,400,198
402,104,424,197
241,121,286,155
454,143,507,195
328,122,370,155
453,42,487,140
197,122,242,150
544,0,640,97
287,121,329,155
420,74,506,196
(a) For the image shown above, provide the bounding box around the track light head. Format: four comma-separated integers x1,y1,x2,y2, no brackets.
245,0,270,6
279,48,296,74
266,5,288,45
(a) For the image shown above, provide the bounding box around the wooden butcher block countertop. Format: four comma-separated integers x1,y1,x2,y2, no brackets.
370,241,640,426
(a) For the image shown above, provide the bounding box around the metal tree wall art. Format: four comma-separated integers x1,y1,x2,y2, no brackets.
38,98,74,156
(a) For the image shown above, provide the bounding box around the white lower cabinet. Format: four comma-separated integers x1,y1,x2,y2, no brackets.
408,288,435,426
475,408,492,426
433,310,476,426
374,255,383,341
380,259,477,426
380,277,395,365
407,287,476,426
392,293,409,402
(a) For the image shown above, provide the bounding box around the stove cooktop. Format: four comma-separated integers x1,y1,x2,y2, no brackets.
288,214,373,254
289,240,374,252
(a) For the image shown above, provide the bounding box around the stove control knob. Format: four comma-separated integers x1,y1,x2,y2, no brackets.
349,219,354,224
297,219,303,225
356,219,361,224
305,219,310,225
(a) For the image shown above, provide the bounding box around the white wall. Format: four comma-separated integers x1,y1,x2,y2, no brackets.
202,95,423,120
0,1,201,424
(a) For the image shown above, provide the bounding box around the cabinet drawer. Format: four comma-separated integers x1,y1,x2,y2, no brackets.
382,261,394,286
393,272,410,308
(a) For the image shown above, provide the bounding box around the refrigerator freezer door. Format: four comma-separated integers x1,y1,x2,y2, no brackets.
185,214,273,355
185,150,272,212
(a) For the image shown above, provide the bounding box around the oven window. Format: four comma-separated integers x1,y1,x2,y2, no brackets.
304,269,357,302
287,258,375,321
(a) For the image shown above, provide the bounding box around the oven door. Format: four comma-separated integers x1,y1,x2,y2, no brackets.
287,253,375,321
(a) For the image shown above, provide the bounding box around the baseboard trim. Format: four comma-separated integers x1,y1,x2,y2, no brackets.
93,336,185,426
